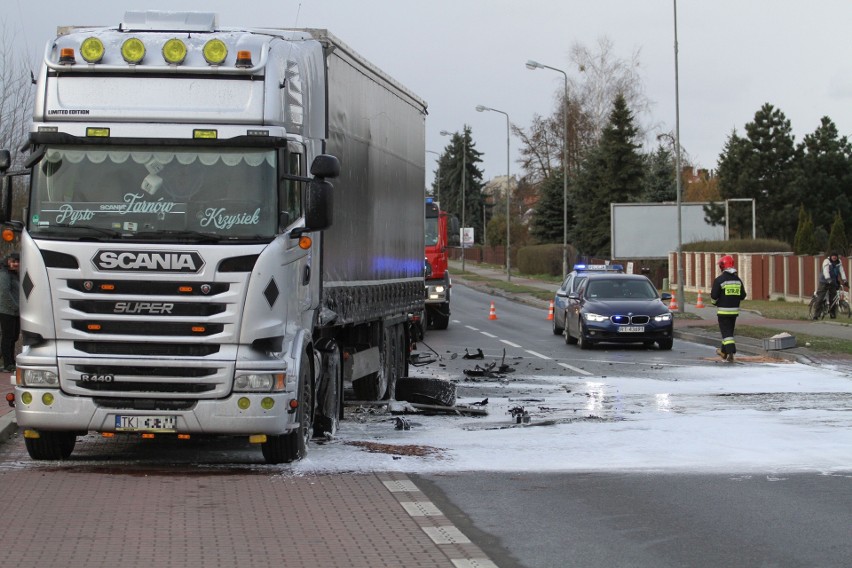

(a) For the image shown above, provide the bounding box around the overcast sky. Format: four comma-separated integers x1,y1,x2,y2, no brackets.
8,1,852,188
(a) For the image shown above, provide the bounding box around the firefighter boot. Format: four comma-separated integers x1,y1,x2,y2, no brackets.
716,347,726,360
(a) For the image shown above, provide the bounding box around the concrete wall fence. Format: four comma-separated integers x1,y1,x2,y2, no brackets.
667,252,852,303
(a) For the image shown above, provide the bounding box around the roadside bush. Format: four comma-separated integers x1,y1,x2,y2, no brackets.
517,243,577,276
682,238,792,253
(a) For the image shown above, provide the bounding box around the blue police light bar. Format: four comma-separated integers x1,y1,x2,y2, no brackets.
573,263,624,272
426,197,434,204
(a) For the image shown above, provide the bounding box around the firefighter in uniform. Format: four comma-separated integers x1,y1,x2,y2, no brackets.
710,255,747,362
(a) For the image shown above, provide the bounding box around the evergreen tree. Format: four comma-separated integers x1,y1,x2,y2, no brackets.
796,211,820,255
572,94,644,257
793,204,809,254
792,117,852,242
827,211,849,256
641,145,676,202
715,103,798,241
431,126,485,242
529,169,574,243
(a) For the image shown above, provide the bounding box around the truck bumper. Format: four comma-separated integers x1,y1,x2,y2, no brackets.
425,281,449,304
14,387,299,436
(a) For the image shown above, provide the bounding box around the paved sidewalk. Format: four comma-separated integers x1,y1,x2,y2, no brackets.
449,260,852,369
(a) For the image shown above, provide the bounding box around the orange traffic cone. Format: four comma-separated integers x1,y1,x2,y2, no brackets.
695,290,705,308
547,300,554,320
668,289,679,311
489,301,498,320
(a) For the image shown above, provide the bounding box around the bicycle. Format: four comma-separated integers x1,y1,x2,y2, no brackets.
808,284,851,320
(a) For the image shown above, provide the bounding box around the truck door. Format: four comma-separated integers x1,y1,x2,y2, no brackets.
279,143,317,314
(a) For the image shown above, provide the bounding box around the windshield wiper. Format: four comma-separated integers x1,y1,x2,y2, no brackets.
35,224,124,239
131,230,221,243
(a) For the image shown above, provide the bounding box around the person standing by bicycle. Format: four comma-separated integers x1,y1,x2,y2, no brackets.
711,255,747,362
813,251,848,319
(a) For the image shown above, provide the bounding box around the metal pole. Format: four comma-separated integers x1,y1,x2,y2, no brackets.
505,112,511,282
462,128,466,273
673,0,685,313
562,111,569,278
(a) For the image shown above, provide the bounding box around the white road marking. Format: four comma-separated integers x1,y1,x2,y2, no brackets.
525,350,551,360
465,325,479,331
480,332,498,338
558,362,593,376
500,340,522,348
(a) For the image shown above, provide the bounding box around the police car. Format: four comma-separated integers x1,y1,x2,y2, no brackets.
563,272,674,350
552,264,624,335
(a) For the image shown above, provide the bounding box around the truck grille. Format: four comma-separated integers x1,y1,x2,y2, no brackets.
74,341,220,357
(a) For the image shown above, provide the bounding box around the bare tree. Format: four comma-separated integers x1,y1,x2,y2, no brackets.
0,19,34,167
517,36,656,186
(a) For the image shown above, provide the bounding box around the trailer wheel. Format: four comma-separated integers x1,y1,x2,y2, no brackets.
24,431,76,460
395,377,457,407
262,348,313,464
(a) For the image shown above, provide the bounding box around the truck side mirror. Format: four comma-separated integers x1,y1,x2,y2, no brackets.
305,178,333,231
303,154,339,231
310,154,340,179
0,150,10,173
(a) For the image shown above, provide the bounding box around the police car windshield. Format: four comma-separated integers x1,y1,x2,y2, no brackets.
28,145,278,241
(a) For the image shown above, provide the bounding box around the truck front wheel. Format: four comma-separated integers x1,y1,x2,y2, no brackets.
25,431,76,460
262,349,313,464
428,304,450,330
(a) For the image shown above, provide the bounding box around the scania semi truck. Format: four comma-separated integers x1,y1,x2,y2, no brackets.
1,11,427,463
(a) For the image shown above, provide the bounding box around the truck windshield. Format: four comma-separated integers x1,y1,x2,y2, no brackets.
425,217,439,247
28,145,277,240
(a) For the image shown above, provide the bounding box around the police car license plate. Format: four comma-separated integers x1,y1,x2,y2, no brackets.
618,326,645,333
115,415,177,432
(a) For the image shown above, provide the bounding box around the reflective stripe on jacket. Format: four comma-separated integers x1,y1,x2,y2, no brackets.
710,269,746,316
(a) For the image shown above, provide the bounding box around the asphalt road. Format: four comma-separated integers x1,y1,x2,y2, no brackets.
416,470,852,568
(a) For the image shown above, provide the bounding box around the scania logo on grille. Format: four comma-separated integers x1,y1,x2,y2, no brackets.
93,250,204,272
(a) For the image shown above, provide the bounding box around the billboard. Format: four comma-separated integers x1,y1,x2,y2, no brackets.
611,202,724,259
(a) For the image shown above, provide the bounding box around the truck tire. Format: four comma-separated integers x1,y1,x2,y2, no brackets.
24,431,76,460
395,377,457,407
429,304,450,330
262,348,313,464
352,323,405,401
313,340,342,438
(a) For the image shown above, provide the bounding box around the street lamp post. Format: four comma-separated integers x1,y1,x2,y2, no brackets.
440,129,466,272
476,105,511,281
657,131,684,314
672,0,684,314
526,59,569,279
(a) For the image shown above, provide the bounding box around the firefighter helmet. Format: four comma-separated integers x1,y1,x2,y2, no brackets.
718,255,734,271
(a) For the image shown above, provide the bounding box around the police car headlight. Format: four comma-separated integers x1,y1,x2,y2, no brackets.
22,369,59,387
654,313,673,322
583,312,609,323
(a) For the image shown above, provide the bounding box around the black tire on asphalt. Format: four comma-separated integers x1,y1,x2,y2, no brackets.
313,340,342,438
564,325,578,345
657,338,674,350
577,319,594,350
552,311,564,335
24,431,76,460
429,304,450,330
395,377,457,407
262,348,313,464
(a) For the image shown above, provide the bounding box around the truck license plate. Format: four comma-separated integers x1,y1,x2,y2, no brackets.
618,326,645,333
115,415,177,432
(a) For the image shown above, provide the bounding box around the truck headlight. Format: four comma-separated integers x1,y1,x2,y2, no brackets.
234,373,285,392
434,285,445,293
21,369,59,387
